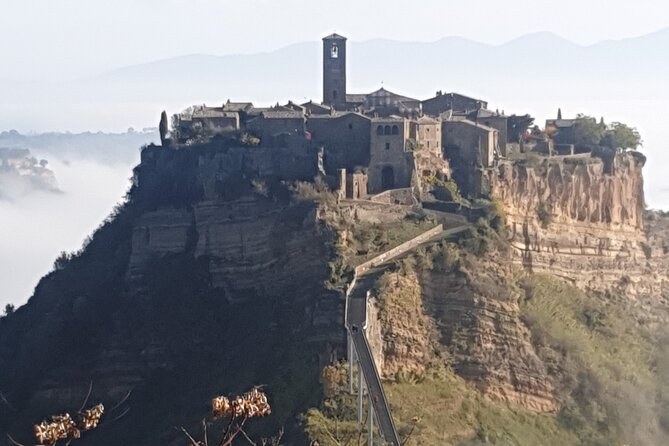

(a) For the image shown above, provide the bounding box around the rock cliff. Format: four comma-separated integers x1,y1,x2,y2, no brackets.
0,141,342,445
487,152,668,294
366,249,558,413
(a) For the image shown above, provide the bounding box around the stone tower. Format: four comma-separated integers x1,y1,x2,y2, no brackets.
322,33,347,108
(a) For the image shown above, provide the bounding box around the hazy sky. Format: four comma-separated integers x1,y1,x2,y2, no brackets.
2,0,669,80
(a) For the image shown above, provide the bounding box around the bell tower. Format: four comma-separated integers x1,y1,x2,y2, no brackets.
322,33,347,108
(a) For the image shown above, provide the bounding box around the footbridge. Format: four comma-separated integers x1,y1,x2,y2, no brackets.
344,223,470,445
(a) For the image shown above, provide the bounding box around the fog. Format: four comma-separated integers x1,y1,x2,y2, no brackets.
0,156,137,309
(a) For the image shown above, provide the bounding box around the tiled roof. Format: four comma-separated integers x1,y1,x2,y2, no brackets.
476,109,507,118
444,117,496,132
261,110,305,119
366,87,418,103
223,101,253,112
192,107,238,119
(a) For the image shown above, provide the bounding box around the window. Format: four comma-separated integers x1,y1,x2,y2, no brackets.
427,141,430,148
384,125,391,135
331,44,338,58
377,125,384,135
332,90,338,100
385,142,390,150
348,123,353,130
391,125,399,135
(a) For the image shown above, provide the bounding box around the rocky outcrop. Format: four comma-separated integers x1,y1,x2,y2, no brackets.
487,152,666,294
366,251,558,413
0,142,342,445
490,152,645,231
367,269,439,378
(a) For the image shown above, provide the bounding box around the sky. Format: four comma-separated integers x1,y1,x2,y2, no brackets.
2,0,669,81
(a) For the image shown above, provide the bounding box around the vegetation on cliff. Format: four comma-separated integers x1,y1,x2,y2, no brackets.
305,220,669,445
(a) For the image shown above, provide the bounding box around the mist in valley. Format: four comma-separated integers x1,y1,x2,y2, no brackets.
0,136,154,309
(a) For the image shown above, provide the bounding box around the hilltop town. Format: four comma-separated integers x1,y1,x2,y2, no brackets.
162,33,641,207
2,34,665,446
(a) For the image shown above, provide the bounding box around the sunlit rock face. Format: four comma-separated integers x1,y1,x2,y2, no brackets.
489,152,645,230
487,152,669,295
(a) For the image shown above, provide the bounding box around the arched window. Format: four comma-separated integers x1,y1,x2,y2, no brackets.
348,123,353,130
331,44,339,58
391,125,399,135
377,125,384,135
332,90,338,100
384,125,392,135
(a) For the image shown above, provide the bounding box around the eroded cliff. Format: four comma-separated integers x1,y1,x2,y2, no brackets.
0,141,343,445
486,152,669,295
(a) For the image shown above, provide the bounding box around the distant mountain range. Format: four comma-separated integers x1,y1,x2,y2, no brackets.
2,28,668,133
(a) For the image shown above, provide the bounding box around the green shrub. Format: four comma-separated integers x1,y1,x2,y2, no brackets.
536,201,552,228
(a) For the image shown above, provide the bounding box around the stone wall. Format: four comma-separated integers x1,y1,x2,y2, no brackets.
307,113,371,172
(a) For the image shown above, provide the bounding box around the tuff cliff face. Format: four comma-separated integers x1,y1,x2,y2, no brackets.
0,141,343,445
362,150,668,418
366,250,559,413
486,152,668,294
490,152,645,231
418,257,558,413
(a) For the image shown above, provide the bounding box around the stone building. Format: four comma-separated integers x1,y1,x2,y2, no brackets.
368,117,414,193
422,91,487,115
442,117,498,168
410,116,441,155
306,112,371,172
168,33,534,199
246,109,306,146
471,109,508,156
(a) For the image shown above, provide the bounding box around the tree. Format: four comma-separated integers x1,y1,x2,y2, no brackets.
573,114,605,150
53,251,73,270
507,114,535,143
4,304,14,316
159,111,169,146
601,122,642,150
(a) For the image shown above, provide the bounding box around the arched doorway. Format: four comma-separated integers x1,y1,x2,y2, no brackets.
381,166,395,190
